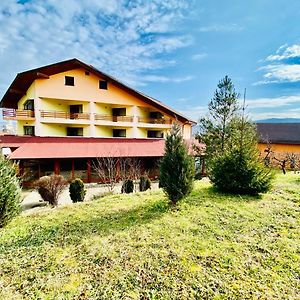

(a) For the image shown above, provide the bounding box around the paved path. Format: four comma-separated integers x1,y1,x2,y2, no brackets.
21,182,159,213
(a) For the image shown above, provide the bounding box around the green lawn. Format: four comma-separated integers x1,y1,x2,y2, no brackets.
0,174,299,299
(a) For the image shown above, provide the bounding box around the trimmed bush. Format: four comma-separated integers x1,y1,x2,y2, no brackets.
34,175,67,206
210,149,273,195
0,155,21,228
121,179,134,194
69,178,86,203
159,123,195,204
139,175,151,192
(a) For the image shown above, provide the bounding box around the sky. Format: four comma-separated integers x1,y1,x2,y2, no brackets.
1,0,300,122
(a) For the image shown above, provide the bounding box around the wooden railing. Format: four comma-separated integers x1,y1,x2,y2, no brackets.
2,108,35,119
40,110,90,120
138,117,172,124
94,114,134,122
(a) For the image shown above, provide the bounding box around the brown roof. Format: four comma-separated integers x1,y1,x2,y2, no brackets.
257,123,300,144
0,136,204,159
0,58,195,124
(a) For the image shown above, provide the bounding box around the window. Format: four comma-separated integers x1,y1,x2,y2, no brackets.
112,108,126,116
67,127,83,136
147,130,164,138
150,111,164,119
99,80,108,90
24,126,35,136
85,71,90,76
112,108,126,121
65,76,74,86
23,99,34,111
113,129,126,137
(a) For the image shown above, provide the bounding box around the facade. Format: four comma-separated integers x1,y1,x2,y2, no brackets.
257,123,300,156
0,59,199,184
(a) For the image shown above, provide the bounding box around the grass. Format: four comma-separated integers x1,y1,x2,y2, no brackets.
0,174,299,299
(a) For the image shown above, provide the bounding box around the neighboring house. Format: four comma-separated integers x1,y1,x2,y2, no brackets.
257,123,300,156
0,58,200,184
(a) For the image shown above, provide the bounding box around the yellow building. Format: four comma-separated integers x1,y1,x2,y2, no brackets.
1,58,194,139
0,59,199,184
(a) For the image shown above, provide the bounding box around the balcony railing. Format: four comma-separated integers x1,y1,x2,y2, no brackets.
138,117,172,124
40,110,90,120
2,108,35,119
94,114,134,122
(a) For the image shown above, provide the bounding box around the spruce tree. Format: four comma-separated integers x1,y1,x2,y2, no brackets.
159,123,195,204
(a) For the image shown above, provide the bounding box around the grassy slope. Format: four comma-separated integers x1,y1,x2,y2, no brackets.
0,174,299,299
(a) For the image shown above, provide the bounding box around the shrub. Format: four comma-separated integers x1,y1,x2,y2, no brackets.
34,174,67,206
159,123,195,204
139,175,151,192
210,149,273,195
69,178,86,203
0,155,21,228
121,179,134,194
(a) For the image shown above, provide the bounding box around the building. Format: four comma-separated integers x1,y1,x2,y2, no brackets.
0,58,199,184
257,123,300,156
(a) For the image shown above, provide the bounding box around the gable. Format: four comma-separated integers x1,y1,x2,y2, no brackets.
1,58,195,124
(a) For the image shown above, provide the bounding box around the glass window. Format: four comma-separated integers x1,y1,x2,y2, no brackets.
65,76,75,86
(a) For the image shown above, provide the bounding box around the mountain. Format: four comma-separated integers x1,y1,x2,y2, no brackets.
256,118,300,123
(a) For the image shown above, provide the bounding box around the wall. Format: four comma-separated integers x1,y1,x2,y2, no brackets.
258,143,300,155
14,67,192,139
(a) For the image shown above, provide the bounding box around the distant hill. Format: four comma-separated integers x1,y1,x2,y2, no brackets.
256,118,300,123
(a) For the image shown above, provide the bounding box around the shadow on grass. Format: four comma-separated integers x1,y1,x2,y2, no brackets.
2,199,170,251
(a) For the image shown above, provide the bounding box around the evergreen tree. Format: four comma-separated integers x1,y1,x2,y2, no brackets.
159,123,195,204
198,75,239,161
198,78,273,195
0,155,21,228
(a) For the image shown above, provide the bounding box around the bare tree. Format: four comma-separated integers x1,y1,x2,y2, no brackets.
120,157,143,192
93,157,120,192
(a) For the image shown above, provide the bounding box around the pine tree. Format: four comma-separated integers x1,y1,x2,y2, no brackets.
159,123,195,204
198,75,239,162
199,79,274,195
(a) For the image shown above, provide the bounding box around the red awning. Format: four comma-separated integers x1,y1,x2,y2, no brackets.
1,136,204,159
9,140,164,159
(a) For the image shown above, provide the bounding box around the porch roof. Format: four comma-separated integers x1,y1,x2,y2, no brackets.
1,136,204,159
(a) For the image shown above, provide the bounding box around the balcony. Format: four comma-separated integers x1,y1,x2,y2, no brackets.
138,117,172,124
2,108,35,120
40,110,90,120
94,114,134,123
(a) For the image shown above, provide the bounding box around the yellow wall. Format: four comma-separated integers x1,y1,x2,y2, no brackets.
259,143,300,155
18,82,35,109
40,123,89,137
13,66,192,138
17,120,35,135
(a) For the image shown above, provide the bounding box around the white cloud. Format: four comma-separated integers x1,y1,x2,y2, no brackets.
191,53,207,61
257,43,300,85
255,64,300,84
0,0,192,97
266,44,300,61
179,105,207,121
143,75,193,83
198,23,243,33
245,94,300,109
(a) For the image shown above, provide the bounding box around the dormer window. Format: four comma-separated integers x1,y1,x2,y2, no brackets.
23,99,34,111
99,80,108,90
65,76,74,86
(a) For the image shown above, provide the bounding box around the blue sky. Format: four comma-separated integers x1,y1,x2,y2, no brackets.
1,0,300,121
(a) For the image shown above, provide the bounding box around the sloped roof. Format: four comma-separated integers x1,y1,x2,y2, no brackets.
0,58,195,124
257,123,300,144
0,136,204,159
